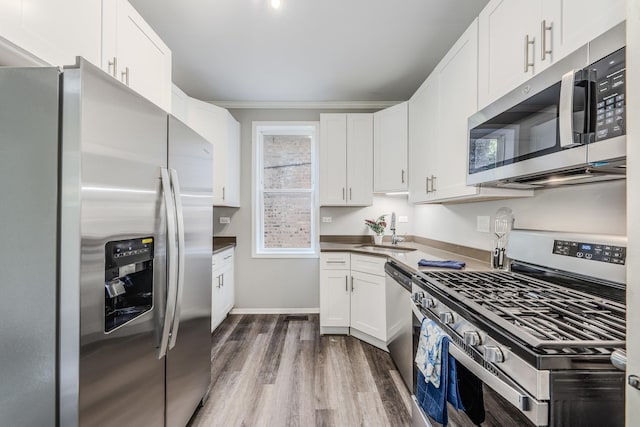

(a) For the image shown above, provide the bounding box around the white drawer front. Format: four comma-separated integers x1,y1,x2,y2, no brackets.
351,254,386,277
213,247,234,269
320,252,351,270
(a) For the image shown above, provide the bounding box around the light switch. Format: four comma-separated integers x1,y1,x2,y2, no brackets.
476,216,490,233
219,217,231,224
322,217,332,223
398,216,408,223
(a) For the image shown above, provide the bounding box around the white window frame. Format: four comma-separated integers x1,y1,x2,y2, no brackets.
252,121,320,258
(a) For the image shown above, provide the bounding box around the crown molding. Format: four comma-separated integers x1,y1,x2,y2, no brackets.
210,100,403,110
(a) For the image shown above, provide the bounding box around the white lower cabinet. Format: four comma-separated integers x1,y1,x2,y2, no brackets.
320,252,387,349
211,247,235,332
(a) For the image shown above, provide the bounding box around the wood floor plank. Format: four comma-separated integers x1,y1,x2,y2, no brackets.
188,315,411,427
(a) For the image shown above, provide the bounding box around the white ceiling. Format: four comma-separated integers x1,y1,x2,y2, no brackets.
130,0,488,105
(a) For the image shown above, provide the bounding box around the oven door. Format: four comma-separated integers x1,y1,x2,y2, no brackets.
410,297,548,427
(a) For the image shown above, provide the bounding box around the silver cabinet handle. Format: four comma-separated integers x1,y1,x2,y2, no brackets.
351,276,354,292
425,176,429,193
121,67,130,86
326,260,346,264
345,276,348,292
541,20,552,60
524,35,535,72
349,187,352,201
401,169,405,183
342,187,345,200
223,255,232,260
159,168,178,359
108,56,118,77
431,175,437,192
222,186,225,200
168,169,185,350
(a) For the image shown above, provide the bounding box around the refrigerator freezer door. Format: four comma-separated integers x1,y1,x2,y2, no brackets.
166,116,213,427
0,67,60,427
60,60,168,427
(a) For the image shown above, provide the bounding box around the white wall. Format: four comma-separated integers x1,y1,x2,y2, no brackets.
216,108,376,311
413,180,627,252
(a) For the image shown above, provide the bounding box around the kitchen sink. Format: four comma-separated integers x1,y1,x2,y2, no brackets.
357,244,417,252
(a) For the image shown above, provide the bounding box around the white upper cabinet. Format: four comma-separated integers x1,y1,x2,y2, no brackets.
171,83,189,124
543,0,625,60
320,113,373,206
102,0,172,111
374,102,408,193
409,18,533,204
186,98,241,207
0,0,101,66
408,73,438,204
478,0,625,109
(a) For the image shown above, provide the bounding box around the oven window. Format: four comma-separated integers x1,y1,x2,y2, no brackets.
469,82,564,174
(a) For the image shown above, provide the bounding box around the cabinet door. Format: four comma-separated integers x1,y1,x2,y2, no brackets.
319,269,351,328
224,112,241,207
374,102,408,193
346,113,373,206
408,73,439,204
0,0,101,67
478,0,542,109
544,0,625,61
171,84,189,123
431,19,479,202
103,0,172,111
211,270,224,331
350,271,386,341
319,114,348,205
221,263,234,316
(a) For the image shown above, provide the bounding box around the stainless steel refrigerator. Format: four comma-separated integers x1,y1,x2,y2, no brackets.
0,59,212,427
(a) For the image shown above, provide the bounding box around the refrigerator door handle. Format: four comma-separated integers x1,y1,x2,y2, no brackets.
159,167,179,359
168,168,186,350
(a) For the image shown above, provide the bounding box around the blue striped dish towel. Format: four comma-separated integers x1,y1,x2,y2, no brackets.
418,259,466,269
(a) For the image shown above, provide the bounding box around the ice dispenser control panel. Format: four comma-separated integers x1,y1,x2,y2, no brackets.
104,237,154,332
553,239,625,265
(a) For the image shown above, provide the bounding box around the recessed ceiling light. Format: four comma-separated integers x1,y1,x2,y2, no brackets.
271,0,281,9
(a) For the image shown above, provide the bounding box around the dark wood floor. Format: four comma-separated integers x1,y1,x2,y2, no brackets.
188,314,412,427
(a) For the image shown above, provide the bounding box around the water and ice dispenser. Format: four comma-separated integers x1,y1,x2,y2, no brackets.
104,237,154,332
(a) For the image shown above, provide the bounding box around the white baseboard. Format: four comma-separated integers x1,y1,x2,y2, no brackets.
229,307,320,315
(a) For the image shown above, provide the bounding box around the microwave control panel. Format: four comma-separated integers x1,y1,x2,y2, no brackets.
593,47,625,141
553,240,625,265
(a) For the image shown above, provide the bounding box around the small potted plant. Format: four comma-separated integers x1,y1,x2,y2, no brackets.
365,214,387,245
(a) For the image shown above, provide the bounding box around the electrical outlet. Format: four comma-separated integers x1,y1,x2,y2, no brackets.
219,217,231,224
476,216,490,233
398,216,408,223
322,217,332,223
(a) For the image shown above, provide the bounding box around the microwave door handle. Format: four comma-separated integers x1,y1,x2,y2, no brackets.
559,70,579,148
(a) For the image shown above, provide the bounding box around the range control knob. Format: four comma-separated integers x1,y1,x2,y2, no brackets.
484,346,505,363
413,292,425,304
439,312,454,325
423,297,436,308
463,331,482,346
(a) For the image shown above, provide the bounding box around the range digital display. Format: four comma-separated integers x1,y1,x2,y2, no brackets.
553,240,626,265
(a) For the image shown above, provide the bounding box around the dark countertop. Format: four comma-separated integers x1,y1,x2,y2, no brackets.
213,236,236,254
320,240,491,274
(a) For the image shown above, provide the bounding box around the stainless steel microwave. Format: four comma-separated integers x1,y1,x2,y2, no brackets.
467,23,626,188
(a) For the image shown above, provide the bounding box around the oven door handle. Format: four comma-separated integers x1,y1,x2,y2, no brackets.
411,301,548,425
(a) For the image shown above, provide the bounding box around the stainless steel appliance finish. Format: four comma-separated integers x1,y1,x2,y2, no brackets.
1,59,212,427
410,230,626,427
385,262,413,391
467,23,626,188
0,67,59,427
165,116,213,427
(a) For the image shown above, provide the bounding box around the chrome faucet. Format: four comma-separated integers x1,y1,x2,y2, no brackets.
390,212,404,245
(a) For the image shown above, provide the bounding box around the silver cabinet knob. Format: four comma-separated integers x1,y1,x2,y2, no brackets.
484,346,505,363
439,312,454,325
463,331,482,346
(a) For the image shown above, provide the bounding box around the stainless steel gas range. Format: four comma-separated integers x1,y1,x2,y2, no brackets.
407,230,626,427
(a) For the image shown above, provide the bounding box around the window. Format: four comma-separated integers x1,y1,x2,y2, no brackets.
253,122,319,257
